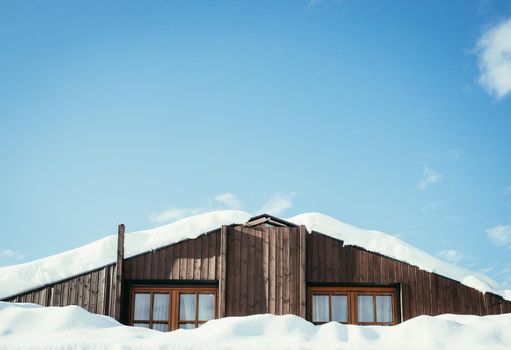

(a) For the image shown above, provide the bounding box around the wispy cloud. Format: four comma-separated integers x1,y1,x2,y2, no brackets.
486,224,511,248
0,249,24,261
149,192,296,225
258,192,295,216
417,167,443,191
436,249,464,264
421,201,443,212
476,16,511,99
420,149,463,161
213,193,242,209
149,192,243,224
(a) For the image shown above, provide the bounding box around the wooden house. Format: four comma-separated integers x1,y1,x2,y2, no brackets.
3,214,510,331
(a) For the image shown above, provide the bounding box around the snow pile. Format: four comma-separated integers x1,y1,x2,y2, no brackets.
0,210,510,301
1,302,511,350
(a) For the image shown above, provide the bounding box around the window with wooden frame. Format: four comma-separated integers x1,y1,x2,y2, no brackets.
129,287,217,331
309,286,398,325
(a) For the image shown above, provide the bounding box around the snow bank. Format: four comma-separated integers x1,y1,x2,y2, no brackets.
1,302,511,350
0,210,510,301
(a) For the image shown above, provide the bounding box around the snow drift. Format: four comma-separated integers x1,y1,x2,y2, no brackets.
1,302,511,350
0,210,510,301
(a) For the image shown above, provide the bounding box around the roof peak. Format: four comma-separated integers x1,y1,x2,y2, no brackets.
244,213,298,228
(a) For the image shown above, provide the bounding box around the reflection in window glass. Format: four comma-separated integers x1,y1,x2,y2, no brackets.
152,323,169,332
133,323,149,328
313,295,329,322
179,323,196,329
376,295,393,322
180,294,196,321
134,293,150,320
357,295,374,322
198,294,215,320
153,294,169,321
331,295,348,323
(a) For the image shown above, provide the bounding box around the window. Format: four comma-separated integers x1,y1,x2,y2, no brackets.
129,287,217,331
309,286,397,325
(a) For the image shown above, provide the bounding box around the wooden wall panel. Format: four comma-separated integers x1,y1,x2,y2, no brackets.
4,225,509,325
3,264,116,318
307,232,511,321
224,226,306,317
123,229,221,281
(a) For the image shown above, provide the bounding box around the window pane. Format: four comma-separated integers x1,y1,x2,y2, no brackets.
152,323,169,332
179,323,196,329
198,294,215,320
376,295,393,323
179,294,196,321
133,323,149,328
153,293,169,321
312,295,329,322
357,295,374,322
134,293,150,320
331,295,348,323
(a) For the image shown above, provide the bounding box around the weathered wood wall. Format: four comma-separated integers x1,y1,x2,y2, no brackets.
4,226,510,323
4,229,222,320
124,229,221,281
224,226,307,317
307,231,511,320
5,264,118,318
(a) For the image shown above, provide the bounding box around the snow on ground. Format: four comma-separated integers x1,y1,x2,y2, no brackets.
1,302,511,350
0,210,510,301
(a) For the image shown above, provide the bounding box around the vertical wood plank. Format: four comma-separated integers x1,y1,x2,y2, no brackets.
194,236,202,280
247,228,256,314
299,226,307,318
263,227,270,314
269,228,276,314
208,231,216,280
254,228,263,314
115,224,125,320
218,226,228,318
240,228,248,315
282,228,290,314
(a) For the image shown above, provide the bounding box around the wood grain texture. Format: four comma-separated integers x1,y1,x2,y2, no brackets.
307,232,511,320
4,226,510,324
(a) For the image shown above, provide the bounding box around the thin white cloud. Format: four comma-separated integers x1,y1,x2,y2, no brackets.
214,193,242,209
307,0,323,8
149,208,203,224
486,224,511,248
436,249,464,264
417,167,443,191
476,16,511,99
0,249,24,260
149,192,243,225
258,192,295,216
420,149,463,161
421,201,443,212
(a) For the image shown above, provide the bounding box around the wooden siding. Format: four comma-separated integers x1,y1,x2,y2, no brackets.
307,231,511,320
224,226,307,318
3,225,510,324
3,229,222,321
4,265,116,318
123,229,221,281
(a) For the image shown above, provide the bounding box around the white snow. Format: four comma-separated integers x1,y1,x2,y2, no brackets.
1,302,511,350
0,210,510,301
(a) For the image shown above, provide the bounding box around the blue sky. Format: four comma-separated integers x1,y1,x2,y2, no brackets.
1,1,510,287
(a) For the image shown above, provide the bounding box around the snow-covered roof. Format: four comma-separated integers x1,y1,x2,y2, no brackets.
0,210,510,301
